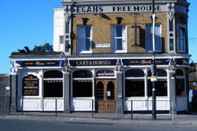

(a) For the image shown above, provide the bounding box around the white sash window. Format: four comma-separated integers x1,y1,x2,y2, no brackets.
112,25,127,53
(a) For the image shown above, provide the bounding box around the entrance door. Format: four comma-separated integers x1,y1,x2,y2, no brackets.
96,80,116,113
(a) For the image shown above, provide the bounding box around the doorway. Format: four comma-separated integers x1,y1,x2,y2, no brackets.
95,80,116,113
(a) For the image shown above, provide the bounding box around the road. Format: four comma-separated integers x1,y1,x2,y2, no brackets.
0,118,197,131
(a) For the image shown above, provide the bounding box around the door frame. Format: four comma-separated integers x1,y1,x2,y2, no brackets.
95,79,116,113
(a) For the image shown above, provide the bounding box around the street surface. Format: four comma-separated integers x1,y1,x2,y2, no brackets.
0,115,197,131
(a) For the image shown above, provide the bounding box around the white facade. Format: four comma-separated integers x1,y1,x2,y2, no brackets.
53,8,65,52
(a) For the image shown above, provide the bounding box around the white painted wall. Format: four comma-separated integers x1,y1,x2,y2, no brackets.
124,97,170,111
53,8,65,52
22,98,64,111
72,98,94,111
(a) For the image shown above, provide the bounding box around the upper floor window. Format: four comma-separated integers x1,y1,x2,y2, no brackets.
77,25,92,54
112,25,127,53
145,24,162,53
177,26,187,53
59,35,64,44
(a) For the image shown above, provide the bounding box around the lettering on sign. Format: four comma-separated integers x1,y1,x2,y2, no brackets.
96,70,114,77
70,60,117,66
65,4,163,14
17,60,63,67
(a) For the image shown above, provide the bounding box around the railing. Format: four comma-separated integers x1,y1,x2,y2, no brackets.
7,97,176,120
128,99,175,120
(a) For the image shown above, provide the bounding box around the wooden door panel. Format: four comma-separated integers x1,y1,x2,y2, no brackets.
97,101,116,113
96,80,116,113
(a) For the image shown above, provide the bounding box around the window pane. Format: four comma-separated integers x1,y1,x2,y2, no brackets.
156,69,167,77
116,25,123,37
169,20,173,31
125,80,144,97
126,69,144,77
86,26,91,37
145,24,162,52
73,70,92,78
44,70,63,78
77,25,91,53
176,69,184,76
177,27,186,52
73,80,92,97
59,36,64,44
85,38,91,50
112,25,125,51
44,80,63,97
116,39,123,50
155,25,162,52
145,24,153,52
148,80,167,96
169,38,174,51
176,79,186,96
107,82,115,100
96,82,104,100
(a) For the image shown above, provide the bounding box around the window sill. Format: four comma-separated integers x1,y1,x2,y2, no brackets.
23,96,42,99
114,50,127,53
80,50,93,54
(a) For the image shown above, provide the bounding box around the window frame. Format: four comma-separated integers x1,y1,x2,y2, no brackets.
43,70,63,98
176,24,187,53
125,69,145,97
77,25,93,54
145,24,162,53
72,70,94,98
147,69,168,97
112,25,127,53
22,75,39,97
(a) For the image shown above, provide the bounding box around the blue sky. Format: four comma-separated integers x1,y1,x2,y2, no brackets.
0,0,196,74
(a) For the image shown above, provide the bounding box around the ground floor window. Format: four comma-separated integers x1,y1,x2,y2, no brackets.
73,80,92,97
125,69,145,97
148,80,167,97
23,75,39,96
125,80,145,97
43,70,63,97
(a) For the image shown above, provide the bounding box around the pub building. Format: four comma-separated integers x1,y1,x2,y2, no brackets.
10,0,190,113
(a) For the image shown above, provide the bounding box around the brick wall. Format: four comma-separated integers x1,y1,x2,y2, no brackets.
72,12,168,54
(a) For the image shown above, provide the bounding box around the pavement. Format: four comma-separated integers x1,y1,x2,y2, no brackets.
1,112,197,126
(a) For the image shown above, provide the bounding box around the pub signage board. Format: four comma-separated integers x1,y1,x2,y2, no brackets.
65,4,167,14
123,59,170,65
17,60,64,67
70,58,188,66
96,70,114,77
70,59,117,66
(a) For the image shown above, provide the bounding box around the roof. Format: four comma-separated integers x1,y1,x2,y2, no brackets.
10,52,64,59
63,0,189,5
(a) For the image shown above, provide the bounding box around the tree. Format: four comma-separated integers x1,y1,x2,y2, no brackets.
32,43,53,52
17,43,53,53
